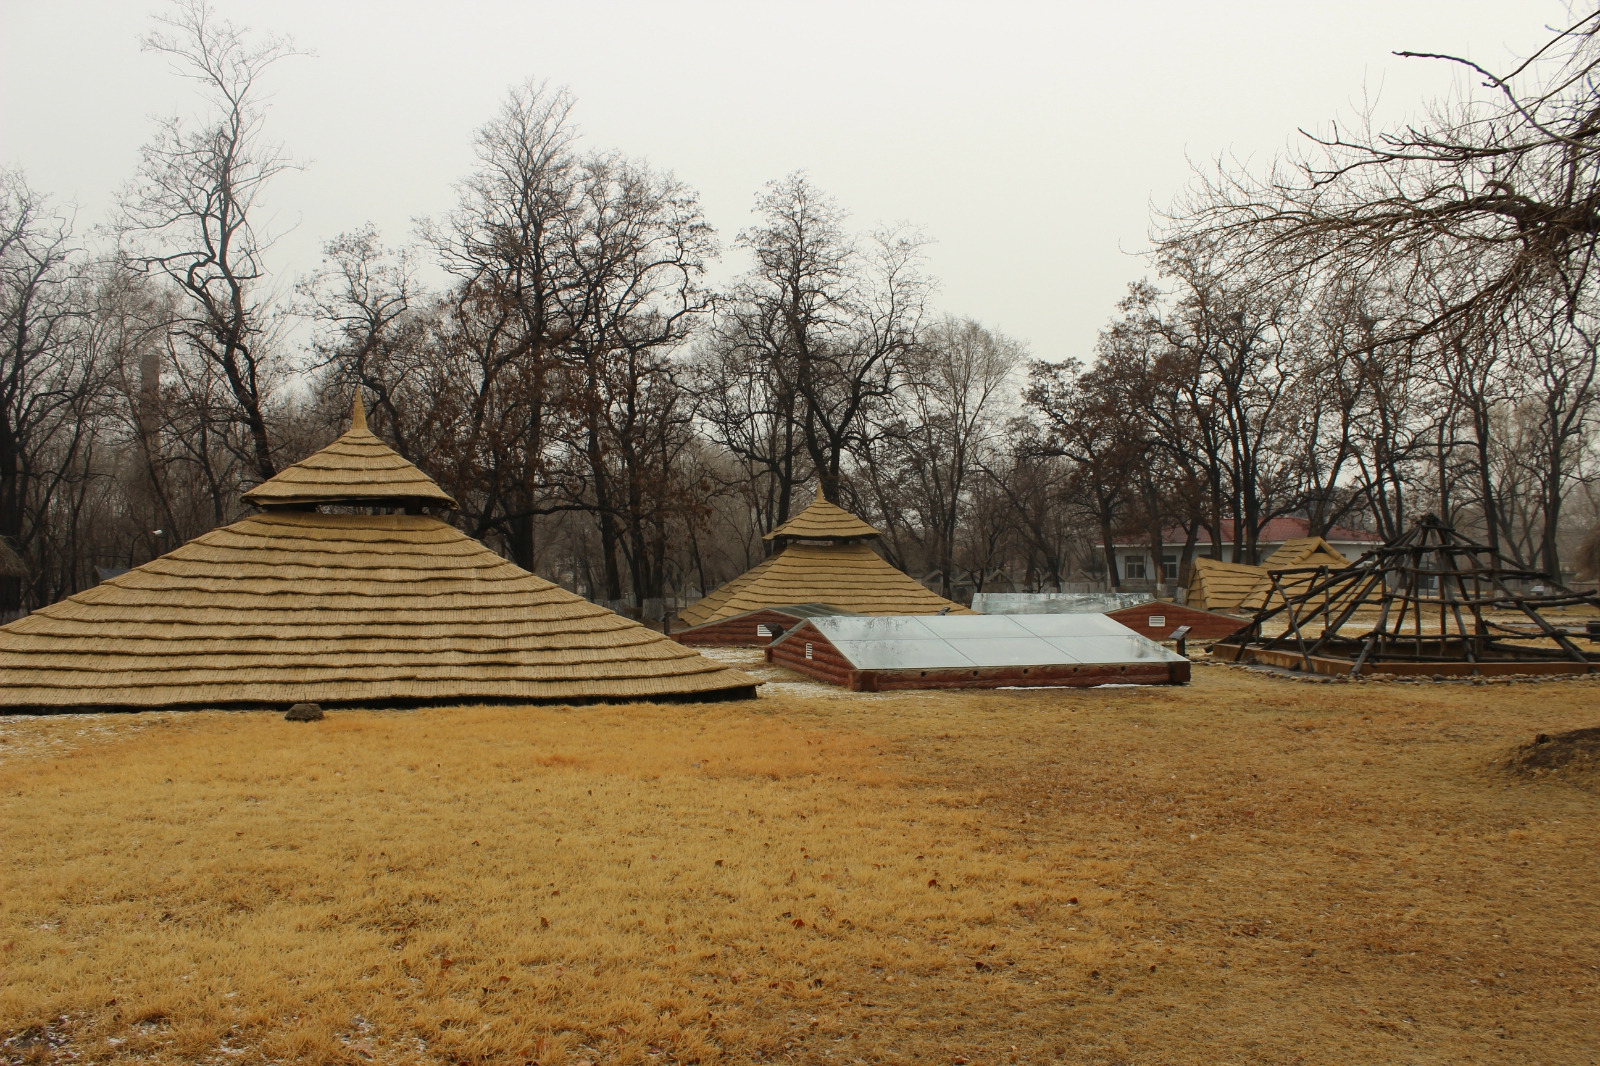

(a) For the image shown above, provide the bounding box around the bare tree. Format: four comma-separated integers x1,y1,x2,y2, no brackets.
725,173,929,506
1174,11,1600,338
0,172,110,612
116,0,304,486
1026,358,1141,586
300,226,429,451
560,153,716,603
416,80,585,568
690,326,808,540
1504,299,1599,574
870,316,1022,596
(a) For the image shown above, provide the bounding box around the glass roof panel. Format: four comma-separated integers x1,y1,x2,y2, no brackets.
948,637,1069,666
909,615,1029,640
830,638,974,670
808,616,939,642
802,615,1185,669
1008,613,1133,638
1042,635,1181,662
971,592,1152,614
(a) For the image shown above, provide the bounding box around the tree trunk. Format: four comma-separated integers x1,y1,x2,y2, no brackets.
1145,521,1166,598
1101,516,1121,589
1178,522,1200,591
599,510,624,605
507,512,536,572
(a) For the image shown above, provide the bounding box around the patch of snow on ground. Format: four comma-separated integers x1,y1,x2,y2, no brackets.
0,712,174,765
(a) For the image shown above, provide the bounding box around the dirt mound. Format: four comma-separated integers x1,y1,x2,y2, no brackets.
1501,726,1600,789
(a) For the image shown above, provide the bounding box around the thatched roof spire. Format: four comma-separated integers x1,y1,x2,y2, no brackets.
764,495,881,542
242,395,456,511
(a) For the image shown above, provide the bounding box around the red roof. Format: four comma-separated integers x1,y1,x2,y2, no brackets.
1111,516,1382,548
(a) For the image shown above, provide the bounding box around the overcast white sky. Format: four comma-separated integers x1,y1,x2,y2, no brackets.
0,1,1570,362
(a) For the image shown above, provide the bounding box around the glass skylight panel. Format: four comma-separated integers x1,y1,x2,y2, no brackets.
830,638,975,670
948,636,1067,666
811,616,937,641
800,614,1185,670
1009,613,1132,638
971,592,1151,614
912,615,1029,640
1041,635,1179,662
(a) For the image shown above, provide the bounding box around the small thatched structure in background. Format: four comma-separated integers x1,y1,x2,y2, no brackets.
0,399,757,711
1217,515,1600,677
676,496,967,639
1186,537,1352,612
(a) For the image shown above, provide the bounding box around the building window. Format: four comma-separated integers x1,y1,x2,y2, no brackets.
1163,553,1179,581
1123,555,1147,580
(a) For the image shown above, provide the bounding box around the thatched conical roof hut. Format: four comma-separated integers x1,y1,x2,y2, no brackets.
678,495,968,633
0,399,757,711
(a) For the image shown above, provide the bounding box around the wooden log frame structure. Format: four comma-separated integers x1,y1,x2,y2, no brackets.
1215,514,1600,677
766,619,1191,692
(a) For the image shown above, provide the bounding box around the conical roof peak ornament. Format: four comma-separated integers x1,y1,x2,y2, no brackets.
242,393,457,510
764,494,881,542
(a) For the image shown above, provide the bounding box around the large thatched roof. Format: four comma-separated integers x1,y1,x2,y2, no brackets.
0,400,756,710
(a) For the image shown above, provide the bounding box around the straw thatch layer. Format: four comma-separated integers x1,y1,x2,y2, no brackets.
680,543,967,627
242,401,456,509
0,512,755,709
764,497,881,541
1262,537,1350,571
1187,539,1353,611
679,552,783,628
1187,558,1270,610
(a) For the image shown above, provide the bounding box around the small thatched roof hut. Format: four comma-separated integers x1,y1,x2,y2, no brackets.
1186,538,1353,611
0,399,757,711
678,496,967,632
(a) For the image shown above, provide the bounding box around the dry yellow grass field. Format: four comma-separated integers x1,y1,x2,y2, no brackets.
3,662,1598,1065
